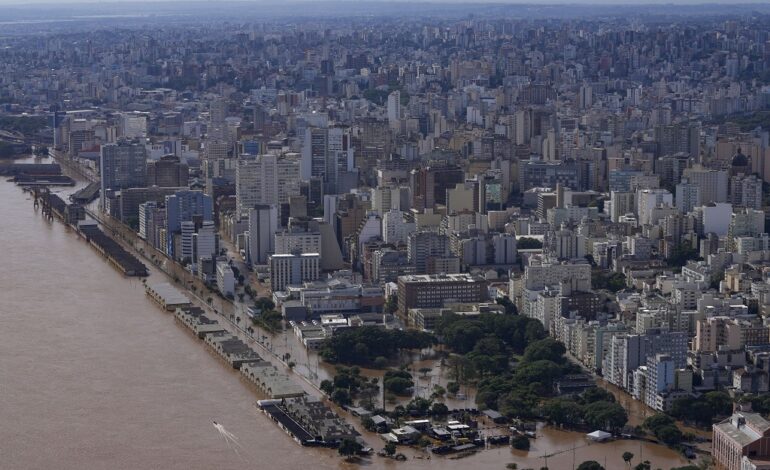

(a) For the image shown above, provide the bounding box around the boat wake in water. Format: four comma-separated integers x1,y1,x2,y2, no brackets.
213,420,248,463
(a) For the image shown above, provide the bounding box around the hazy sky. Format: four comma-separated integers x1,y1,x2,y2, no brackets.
2,0,770,3
1,0,768,10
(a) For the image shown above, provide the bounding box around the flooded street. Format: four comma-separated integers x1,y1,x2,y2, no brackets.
0,164,693,469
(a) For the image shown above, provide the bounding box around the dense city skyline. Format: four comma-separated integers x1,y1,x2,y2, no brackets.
4,2,770,470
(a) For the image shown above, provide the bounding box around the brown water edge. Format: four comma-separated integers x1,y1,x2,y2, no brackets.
0,175,693,470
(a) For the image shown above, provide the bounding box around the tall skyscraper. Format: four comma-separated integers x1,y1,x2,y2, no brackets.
236,153,301,219
301,126,355,195
579,82,593,109
682,167,728,205
100,139,147,209
208,99,228,142
247,205,279,265
387,90,401,128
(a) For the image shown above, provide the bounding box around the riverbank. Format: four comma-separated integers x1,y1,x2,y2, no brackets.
0,178,351,470
21,156,697,470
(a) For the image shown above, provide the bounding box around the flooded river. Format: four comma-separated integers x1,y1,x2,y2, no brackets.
0,163,693,469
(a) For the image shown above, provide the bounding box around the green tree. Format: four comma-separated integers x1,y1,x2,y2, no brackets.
607,272,627,292
513,359,564,395
383,294,398,315
431,402,449,416
320,326,435,365
655,424,683,446
331,389,352,406
517,237,543,249
583,401,627,431
576,462,604,470
633,461,651,470
541,398,584,427
338,438,362,459
431,385,446,399
642,413,674,432
579,387,616,404
253,297,275,311
496,296,518,315
468,336,510,376
384,370,414,396
522,337,566,364
622,451,634,467
406,397,433,415
643,414,675,432
669,391,732,426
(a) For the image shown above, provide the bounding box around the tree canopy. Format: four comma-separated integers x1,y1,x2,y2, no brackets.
583,401,628,432
517,237,543,249
320,326,435,366
436,313,546,355
383,369,414,396
577,462,605,470
669,391,732,426
338,438,362,459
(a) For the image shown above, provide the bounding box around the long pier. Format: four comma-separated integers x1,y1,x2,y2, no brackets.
79,225,149,276
31,187,148,277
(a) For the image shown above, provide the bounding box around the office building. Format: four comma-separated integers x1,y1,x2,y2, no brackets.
100,139,147,208
236,153,301,219
397,273,488,315
147,155,189,187
247,205,279,265
269,252,321,292
301,126,355,195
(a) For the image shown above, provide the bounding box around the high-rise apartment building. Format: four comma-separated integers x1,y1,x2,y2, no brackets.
682,167,728,205
407,231,451,274
410,164,465,210
236,153,301,219
301,126,355,195
247,205,279,265
269,252,321,292
387,90,401,128
100,139,147,208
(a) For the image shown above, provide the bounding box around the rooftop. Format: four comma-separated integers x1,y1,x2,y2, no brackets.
399,273,485,283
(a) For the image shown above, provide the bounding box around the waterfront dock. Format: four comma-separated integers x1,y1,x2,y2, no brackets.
78,224,148,276
256,396,360,448
0,162,61,176
14,174,75,186
240,361,306,399
174,306,228,338
144,282,191,311
202,330,262,369
257,400,317,446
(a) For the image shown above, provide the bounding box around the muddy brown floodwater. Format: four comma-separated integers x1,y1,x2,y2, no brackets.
0,167,695,470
